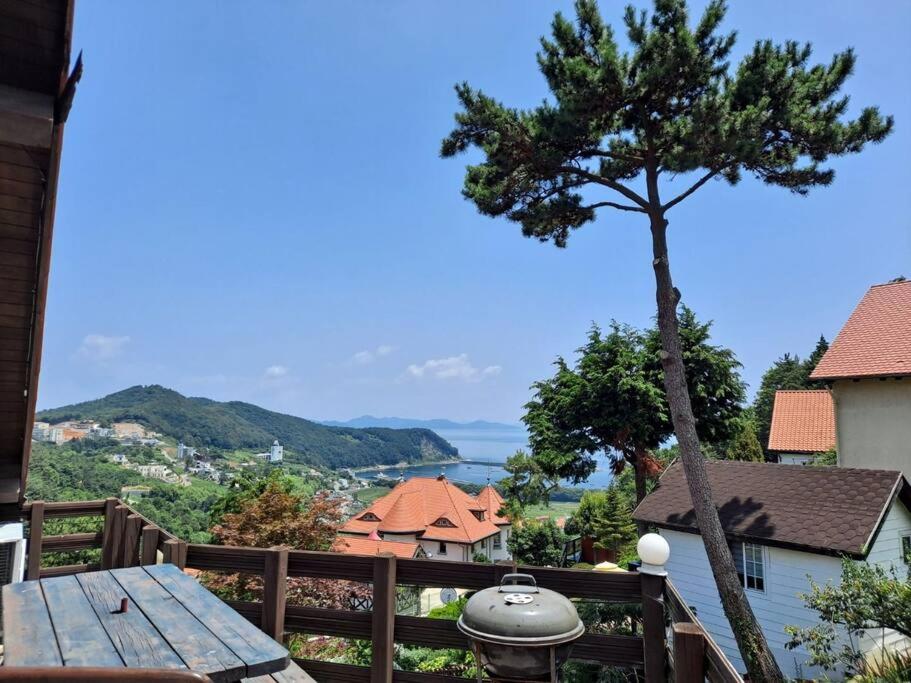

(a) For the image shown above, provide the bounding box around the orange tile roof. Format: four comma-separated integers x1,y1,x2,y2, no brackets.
811,281,911,380
331,536,420,558
341,476,505,544
768,390,836,453
476,485,509,525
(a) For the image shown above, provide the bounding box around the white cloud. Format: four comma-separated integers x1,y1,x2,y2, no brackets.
405,354,502,383
264,365,289,378
77,334,130,362
349,344,396,365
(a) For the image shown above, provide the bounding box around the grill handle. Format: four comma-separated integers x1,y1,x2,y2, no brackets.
498,573,539,592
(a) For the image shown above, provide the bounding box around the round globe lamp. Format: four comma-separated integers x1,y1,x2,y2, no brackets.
637,533,670,575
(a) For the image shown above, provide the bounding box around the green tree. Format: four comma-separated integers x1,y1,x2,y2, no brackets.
507,518,567,567
441,1,890,677
568,488,637,557
523,308,743,526
498,449,557,518
722,410,764,462
786,559,911,677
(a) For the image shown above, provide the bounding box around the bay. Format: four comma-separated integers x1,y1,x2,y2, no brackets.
358,427,616,489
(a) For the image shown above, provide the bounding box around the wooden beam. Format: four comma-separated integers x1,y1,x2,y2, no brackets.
25,499,43,579
140,525,160,565
673,622,705,683
370,552,396,683
121,513,142,567
640,573,667,683
99,498,117,569
262,546,288,642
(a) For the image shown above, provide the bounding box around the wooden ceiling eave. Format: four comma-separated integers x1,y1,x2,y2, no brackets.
0,0,76,509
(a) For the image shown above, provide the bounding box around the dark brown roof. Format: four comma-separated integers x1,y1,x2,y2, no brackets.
811,281,911,380
0,0,75,508
633,461,910,558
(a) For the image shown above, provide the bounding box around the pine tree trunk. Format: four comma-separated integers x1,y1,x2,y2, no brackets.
649,213,784,682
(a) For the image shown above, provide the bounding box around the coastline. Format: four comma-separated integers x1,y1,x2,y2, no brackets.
347,457,464,474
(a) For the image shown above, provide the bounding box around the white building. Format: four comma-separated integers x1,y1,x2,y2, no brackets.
269,439,283,463
634,461,911,680
339,475,511,562
176,442,197,460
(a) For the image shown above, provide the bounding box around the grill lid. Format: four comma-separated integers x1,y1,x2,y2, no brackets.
457,574,584,647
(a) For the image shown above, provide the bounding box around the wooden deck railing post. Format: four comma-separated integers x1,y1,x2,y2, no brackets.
370,552,396,683
262,546,288,643
122,514,143,567
672,622,705,683
640,572,667,683
163,539,188,569
26,501,44,580
140,525,160,565
99,498,118,569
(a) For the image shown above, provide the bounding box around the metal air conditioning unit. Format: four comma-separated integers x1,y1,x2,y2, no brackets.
0,523,25,586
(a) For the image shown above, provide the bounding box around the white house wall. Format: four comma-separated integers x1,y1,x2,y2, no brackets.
659,529,844,680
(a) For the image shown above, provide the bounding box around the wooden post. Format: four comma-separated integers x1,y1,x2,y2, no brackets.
163,539,187,569
121,514,143,567
262,546,288,642
672,622,705,683
26,501,44,580
640,572,667,683
140,525,160,565
99,498,118,569
110,505,129,569
370,552,396,683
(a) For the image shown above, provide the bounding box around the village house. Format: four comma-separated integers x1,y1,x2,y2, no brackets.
810,280,911,477
767,389,836,464
338,475,511,562
634,461,911,680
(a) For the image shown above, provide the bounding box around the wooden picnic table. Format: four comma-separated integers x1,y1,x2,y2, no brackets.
2,564,293,682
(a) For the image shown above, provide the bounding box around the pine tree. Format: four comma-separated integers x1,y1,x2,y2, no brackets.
441,2,891,678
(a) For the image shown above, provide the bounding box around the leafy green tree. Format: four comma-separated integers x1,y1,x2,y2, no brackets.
441,1,890,676
524,308,743,524
498,449,557,518
568,488,637,558
722,410,764,462
786,559,911,677
507,518,567,567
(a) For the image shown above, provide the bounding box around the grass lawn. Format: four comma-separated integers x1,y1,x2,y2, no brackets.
353,486,393,506
522,501,579,520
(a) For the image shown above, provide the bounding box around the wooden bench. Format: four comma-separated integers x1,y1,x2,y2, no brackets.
242,661,315,682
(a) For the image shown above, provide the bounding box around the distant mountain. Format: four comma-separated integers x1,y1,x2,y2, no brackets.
321,415,523,431
37,386,458,469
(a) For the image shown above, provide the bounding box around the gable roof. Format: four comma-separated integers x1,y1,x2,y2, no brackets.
476,484,509,525
767,390,836,453
811,281,911,380
633,461,910,558
331,536,420,559
340,476,504,543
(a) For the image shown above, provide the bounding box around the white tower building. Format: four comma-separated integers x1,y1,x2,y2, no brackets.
269,440,283,463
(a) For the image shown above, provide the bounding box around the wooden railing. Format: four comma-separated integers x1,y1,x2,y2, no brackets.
22,500,743,682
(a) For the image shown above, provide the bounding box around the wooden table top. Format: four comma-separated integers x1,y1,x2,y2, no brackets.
2,563,290,682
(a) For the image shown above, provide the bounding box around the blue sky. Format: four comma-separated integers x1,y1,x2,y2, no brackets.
39,1,910,422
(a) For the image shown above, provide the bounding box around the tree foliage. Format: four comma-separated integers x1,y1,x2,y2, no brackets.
497,450,557,515
566,488,637,554
507,518,567,567
523,307,744,503
203,478,369,609
786,559,911,677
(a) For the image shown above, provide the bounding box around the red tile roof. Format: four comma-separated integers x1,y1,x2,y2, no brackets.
633,460,910,558
341,476,505,543
331,536,420,558
811,281,911,380
767,390,836,453
476,485,509,525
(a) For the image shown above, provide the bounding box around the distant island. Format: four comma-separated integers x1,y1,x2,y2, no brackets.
321,415,523,431
37,385,459,469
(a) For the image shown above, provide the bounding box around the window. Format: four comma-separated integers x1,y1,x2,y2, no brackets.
359,512,379,522
438,542,447,555
901,533,911,565
432,517,456,528
472,510,485,522
493,533,502,549
729,541,765,592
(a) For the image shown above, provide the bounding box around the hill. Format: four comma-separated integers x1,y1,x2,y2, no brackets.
37,386,459,469
321,415,522,430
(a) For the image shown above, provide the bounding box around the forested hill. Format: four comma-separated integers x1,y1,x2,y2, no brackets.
37,385,459,469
